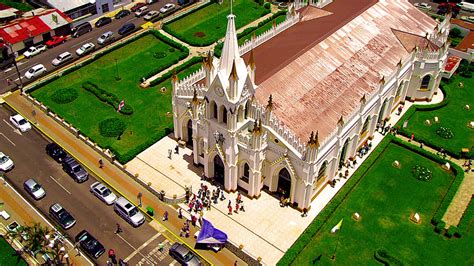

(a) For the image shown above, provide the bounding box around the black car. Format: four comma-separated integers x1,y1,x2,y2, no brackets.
118,23,136,35
46,143,67,162
115,9,131,19
62,156,89,183
49,203,76,230
95,17,112,28
75,230,105,259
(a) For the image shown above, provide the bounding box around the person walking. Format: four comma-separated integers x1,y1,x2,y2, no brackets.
178,208,183,219
228,205,232,215
240,202,245,212
235,203,239,214
115,223,122,234
162,211,168,221
99,159,104,168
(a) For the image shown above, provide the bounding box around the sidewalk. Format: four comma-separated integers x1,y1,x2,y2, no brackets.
0,177,93,265
3,90,241,266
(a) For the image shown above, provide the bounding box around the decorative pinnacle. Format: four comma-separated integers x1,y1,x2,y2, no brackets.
307,131,319,148
338,116,344,127
266,94,273,111
252,119,262,135
205,50,213,69
248,49,256,69
360,94,366,105
379,76,385,85
171,70,178,83
397,59,402,69
192,88,199,105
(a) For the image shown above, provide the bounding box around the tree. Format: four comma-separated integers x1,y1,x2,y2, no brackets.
449,28,462,39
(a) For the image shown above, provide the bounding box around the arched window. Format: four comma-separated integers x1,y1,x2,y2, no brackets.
222,107,228,124
395,83,403,99
244,101,250,119
211,101,218,119
317,161,328,181
241,163,250,183
361,117,370,135
421,75,431,89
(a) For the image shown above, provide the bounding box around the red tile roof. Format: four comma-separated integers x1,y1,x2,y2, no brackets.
250,0,437,141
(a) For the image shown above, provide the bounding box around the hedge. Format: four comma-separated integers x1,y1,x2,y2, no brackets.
149,56,203,87
162,0,214,25
277,136,394,265
444,197,473,238
82,81,133,115
374,249,403,266
140,31,190,81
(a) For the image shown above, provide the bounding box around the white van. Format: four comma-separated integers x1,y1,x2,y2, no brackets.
114,197,145,227
458,2,474,12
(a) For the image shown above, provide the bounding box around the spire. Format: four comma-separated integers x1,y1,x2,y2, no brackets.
219,13,241,77
205,50,213,69
171,70,178,83
192,88,199,105
266,94,273,111
360,94,366,105
248,49,255,69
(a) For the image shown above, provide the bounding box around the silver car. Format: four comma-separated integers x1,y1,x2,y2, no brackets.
97,31,114,45
52,52,73,66
90,181,117,205
24,178,46,200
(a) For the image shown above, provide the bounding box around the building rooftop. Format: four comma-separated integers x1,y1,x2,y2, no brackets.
45,0,93,12
250,0,437,141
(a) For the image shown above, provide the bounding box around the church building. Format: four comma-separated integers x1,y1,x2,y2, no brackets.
171,0,450,210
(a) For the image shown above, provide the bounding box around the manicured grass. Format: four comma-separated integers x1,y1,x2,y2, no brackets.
398,75,474,158
237,14,286,45
0,0,33,11
31,34,194,163
290,143,473,265
0,236,27,265
164,0,268,46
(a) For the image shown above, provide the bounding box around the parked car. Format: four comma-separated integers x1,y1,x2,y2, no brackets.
115,9,131,19
414,2,431,10
144,10,159,21
0,152,14,172
75,230,105,259
160,3,176,13
45,143,67,162
76,42,95,56
49,203,76,230
22,44,47,59
71,22,93,38
52,52,73,66
135,6,149,17
169,243,202,266
118,23,136,35
114,197,145,227
130,2,146,12
90,181,117,205
147,0,158,3
97,31,114,45
45,36,67,48
95,17,112,27
25,64,47,79
23,178,46,200
62,156,89,183
9,114,31,132
461,15,474,23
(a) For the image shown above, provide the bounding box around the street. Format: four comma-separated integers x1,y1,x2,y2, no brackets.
0,0,178,94
0,104,175,265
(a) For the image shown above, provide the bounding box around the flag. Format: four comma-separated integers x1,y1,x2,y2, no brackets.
117,100,125,112
330,219,343,233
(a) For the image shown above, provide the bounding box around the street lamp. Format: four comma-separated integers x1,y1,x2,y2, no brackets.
0,38,24,89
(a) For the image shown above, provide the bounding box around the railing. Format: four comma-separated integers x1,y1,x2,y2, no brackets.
175,83,206,97
177,66,206,87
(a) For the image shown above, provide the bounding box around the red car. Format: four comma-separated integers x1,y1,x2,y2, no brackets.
46,36,67,48
131,2,146,12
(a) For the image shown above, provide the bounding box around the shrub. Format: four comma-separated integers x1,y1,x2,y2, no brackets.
374,249,402,266
411,165,432,181
257,0,264,5
449,28,462,39
169,47,175,53
264,2,270,9
50,88,78,104
82,81,133,115
99,118,126,138
445,225,457,238
435,127,454,139
435,221,446,234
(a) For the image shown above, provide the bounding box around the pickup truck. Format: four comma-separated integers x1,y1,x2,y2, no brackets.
23,44,47,58
45,36,67,48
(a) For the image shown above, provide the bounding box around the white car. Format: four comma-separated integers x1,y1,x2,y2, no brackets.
23,44,47,59
414,3,431,10
90,181,117,205
25,64,47,80
76,42,95,56
135,6,149,17
144,10,159,21
24,178,46,200
461,15,474,23
160,3,175,13
10,114,31,132
52,52,73,66
0,152,14,172
97,31,114,45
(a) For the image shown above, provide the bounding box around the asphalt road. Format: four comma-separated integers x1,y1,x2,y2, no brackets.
0,0,179,94
0,104,175,265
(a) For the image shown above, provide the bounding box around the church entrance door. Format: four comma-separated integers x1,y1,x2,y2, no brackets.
277,168,291,198
213,155,225,186
186,120,193,148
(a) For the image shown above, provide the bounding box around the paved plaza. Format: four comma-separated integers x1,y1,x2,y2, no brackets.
126,89,443,264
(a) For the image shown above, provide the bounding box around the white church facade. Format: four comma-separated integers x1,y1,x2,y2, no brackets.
171,0,450,211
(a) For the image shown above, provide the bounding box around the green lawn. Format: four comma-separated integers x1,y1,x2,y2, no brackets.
398,75,474,158
0,236,27,265
31,34,195,163
163,0,268,46
290,143,473,265
0,0,33,11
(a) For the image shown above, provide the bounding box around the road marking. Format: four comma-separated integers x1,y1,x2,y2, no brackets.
4,67,12,73
117,234,155,265
3,119,15,130
124,233,161,261
0,133,15,146
125,17,136,23
49,175,72,195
